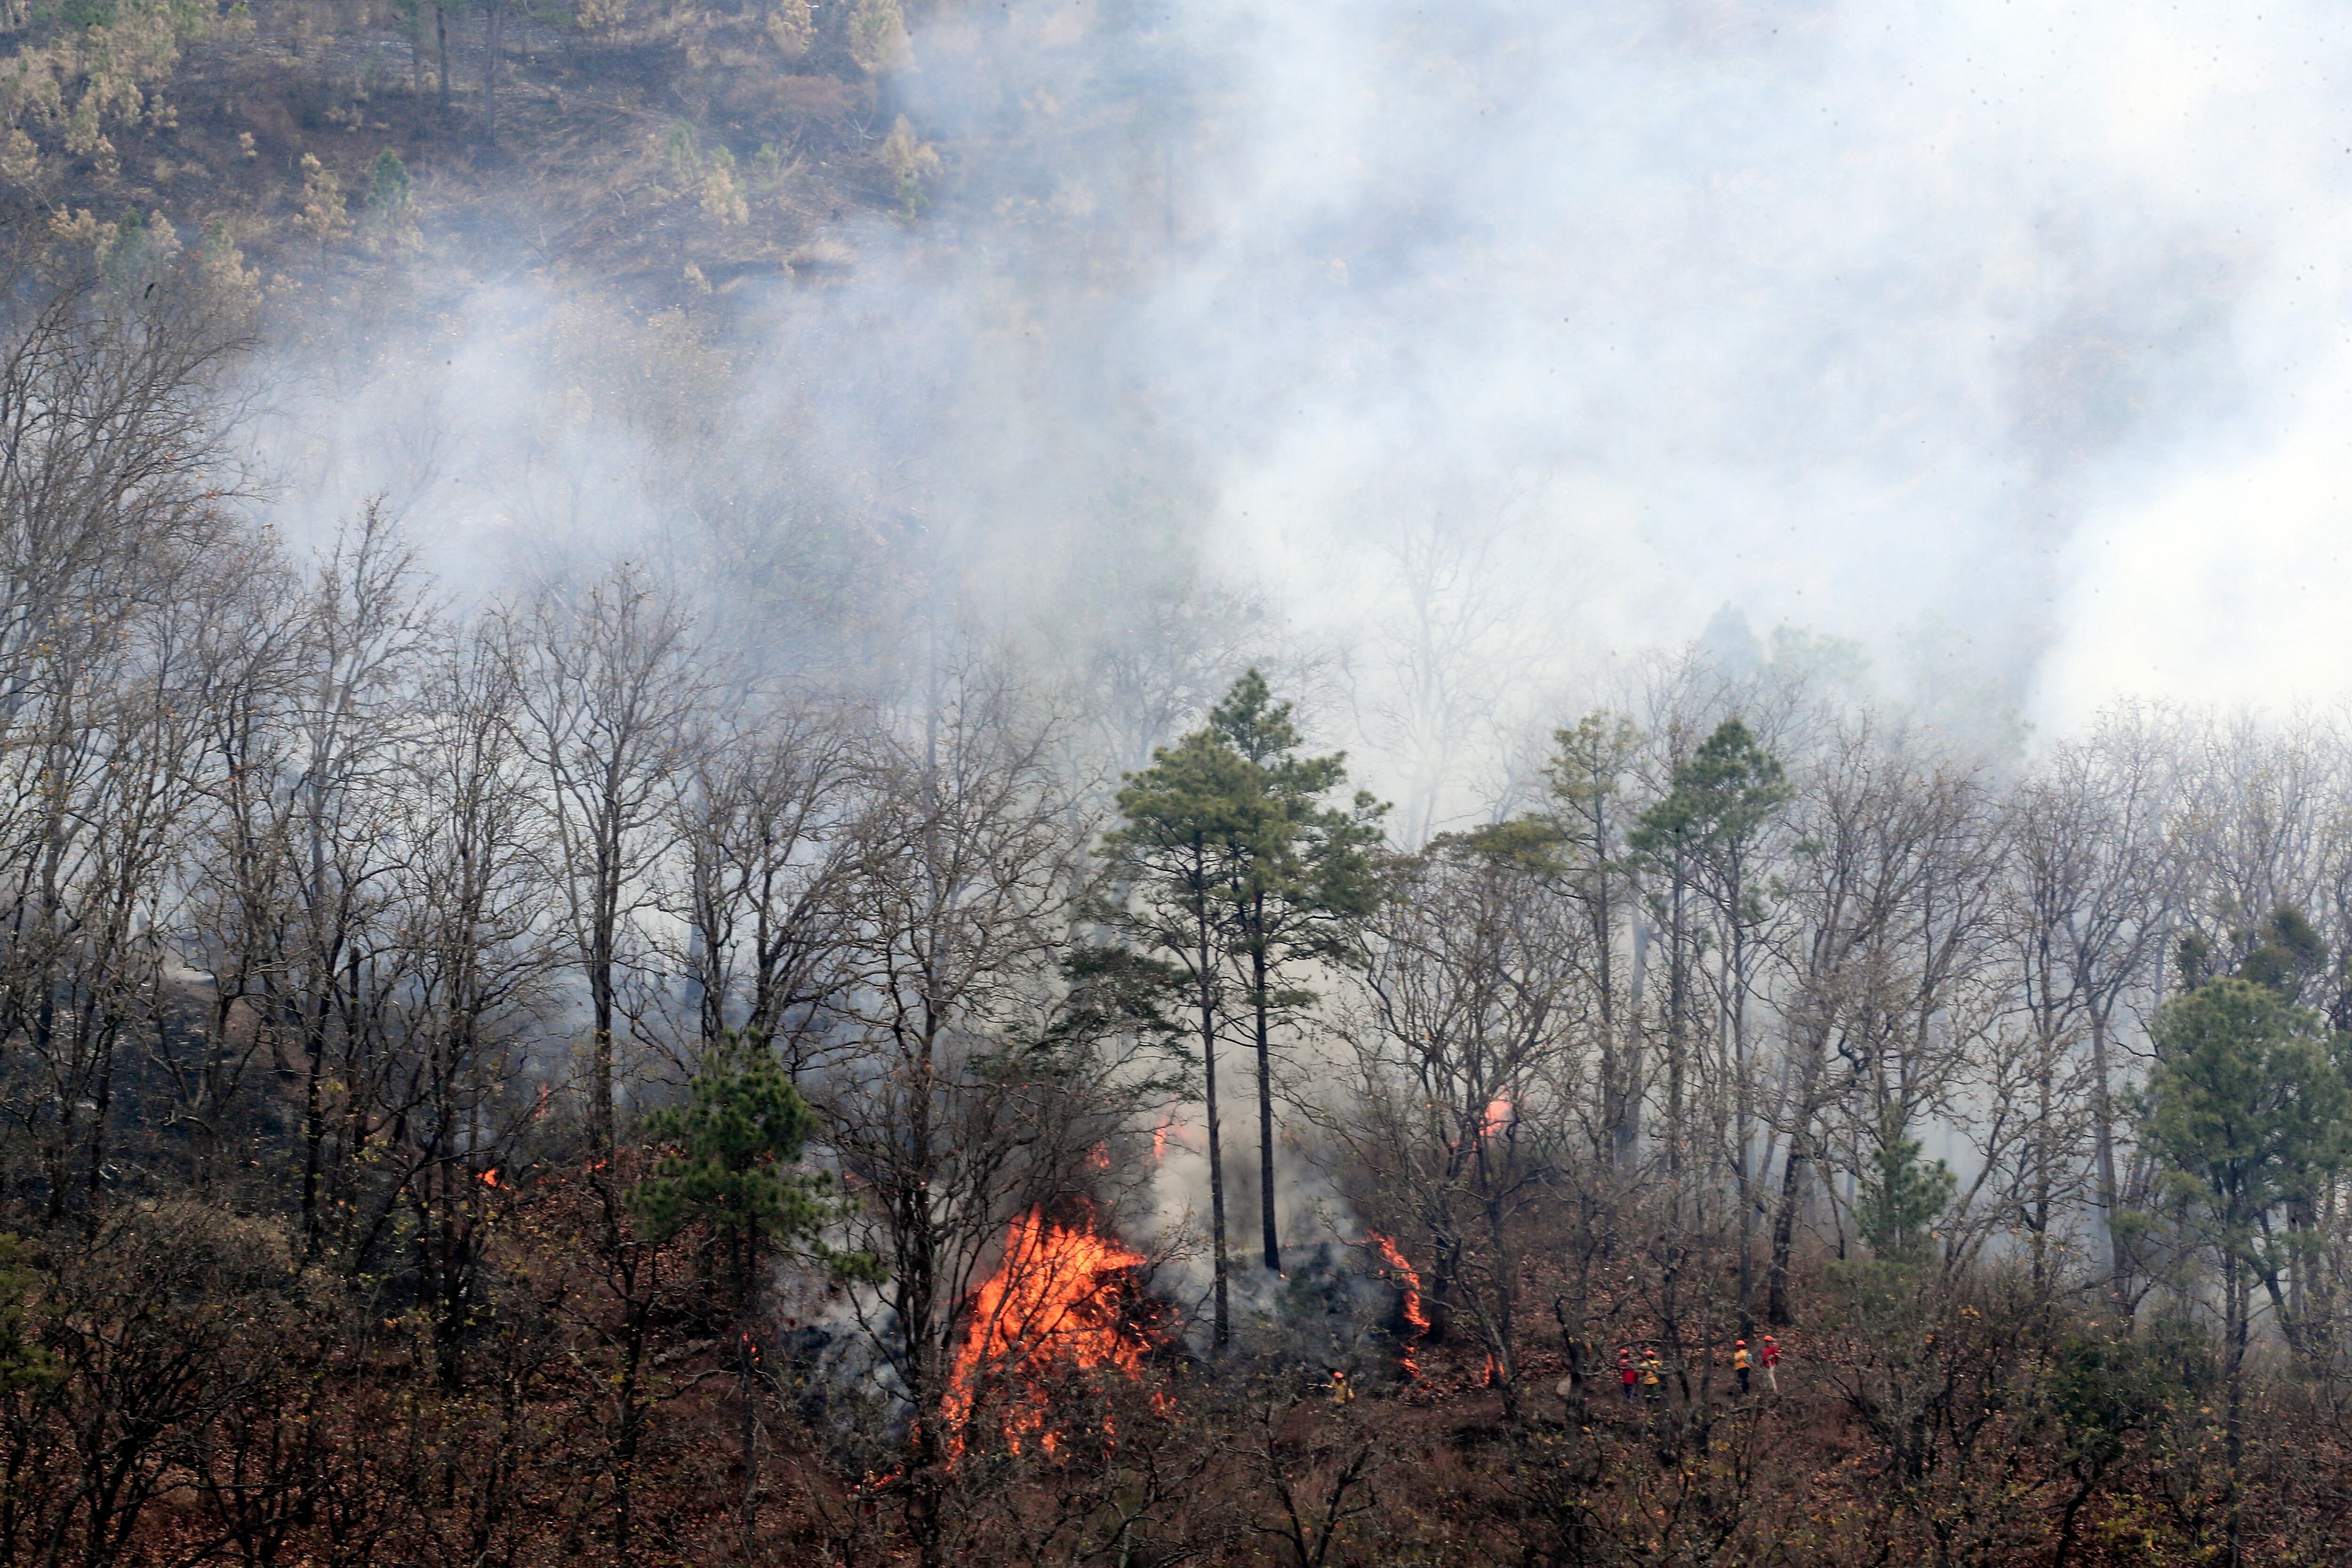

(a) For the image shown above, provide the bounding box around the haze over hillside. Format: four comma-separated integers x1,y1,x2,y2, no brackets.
12,1,2352,815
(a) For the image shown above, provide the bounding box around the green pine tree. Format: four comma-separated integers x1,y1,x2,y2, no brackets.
367,148,411,211
1630,716,1789,1190
0,1236,57,1394
628,1031,841,1302
1103,725,1261,1348
1208,669,1385,1273
1855,1112,1956,1263
628,1032,854,1564
359,149,418,253
2145,977,2352,1568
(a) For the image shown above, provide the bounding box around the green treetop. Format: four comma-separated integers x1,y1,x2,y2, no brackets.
2146,978,2349,1271
1207,669,1385,1273
1104,723,1263,1348
1855,1112,1957,1264
1630,716,1790,1181
2144,975,2351,1564
628,1032,844,1306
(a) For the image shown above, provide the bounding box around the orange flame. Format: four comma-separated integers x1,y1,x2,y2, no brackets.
945,1211,1151,1457
1480,1094,1513,1139
1367,1231,1428,1378
1152,1115,1171,1164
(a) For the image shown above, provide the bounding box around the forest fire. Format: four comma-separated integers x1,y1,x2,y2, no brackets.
944,1210,1153,1457
13,0,2352,1555
1367,1231,1429,1377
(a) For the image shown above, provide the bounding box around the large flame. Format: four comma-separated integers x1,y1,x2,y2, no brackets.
945,1210,1151,1457
1367,1231,1428,1378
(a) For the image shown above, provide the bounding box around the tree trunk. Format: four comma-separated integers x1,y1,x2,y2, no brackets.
1254,915,1279,1273
298,993,330,1258
83,1013,115,1206
2225,1241,2246,1568
1766,1121,1812,1326
2032,1025,2055,1290
482,0,501,143
738,1321,758,1565
591,865,617,1153
2090,1010,2126,1311
1731,898,1755,1327
1621,917,1648,1171
1198,854,1228,1348
1666,863,1687,1181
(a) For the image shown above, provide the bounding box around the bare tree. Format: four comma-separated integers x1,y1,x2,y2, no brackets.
0,255,255,1212
1995,714,2181,1298
807,663,1151,1568
387,629,559,1386
1760,725,1992,1322
0,255,253,742
667,692,866,1070
1544,712,1645,1173
503,565,705,1152
1324,831,1587,1421
279,507,438,1262
0,536,222,1218
1039,525,1270,777
173,554,308,1193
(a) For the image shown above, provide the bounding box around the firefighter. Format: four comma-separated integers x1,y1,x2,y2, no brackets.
1732,1339,1751,1395
1330,1368,1354,1404
1619,1346,1637,1403
1760,1334,1780,1393
1639,1349,1664,1404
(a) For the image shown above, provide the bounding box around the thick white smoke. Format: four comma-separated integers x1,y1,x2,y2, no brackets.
246,0,2352,815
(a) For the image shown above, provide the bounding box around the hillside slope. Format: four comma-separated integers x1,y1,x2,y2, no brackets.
0,0,1065,297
